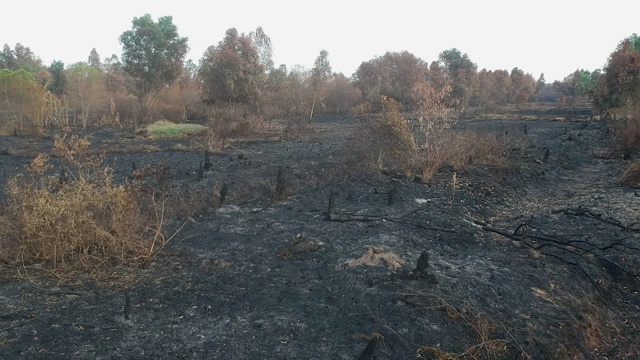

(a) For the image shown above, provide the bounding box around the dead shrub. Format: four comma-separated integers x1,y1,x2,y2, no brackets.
282,117,312,141
416,299,524,360
350,97,416,171
410,130,509,181
620,161,640,185
207,106,265,150
610,107,640,155
0,135,176,280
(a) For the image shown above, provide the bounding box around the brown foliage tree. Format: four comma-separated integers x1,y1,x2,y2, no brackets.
594,34,640,111
354,51,426,108
199,28,263,109
324,73,362,115
509,67,536,107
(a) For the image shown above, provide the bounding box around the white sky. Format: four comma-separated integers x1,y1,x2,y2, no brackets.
1,1,637,82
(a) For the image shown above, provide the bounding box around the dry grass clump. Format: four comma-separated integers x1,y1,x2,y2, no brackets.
609,104,640,155
282,117,313,141
0,135,175,280
620,161,640,185
411,130,510,181
338,246,406,271
207,107,266,151
350,97,416,171
416,299,525,360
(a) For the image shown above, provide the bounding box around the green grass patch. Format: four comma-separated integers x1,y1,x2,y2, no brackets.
146,120,207,138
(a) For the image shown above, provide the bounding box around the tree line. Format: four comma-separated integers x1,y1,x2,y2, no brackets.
0,14,638,134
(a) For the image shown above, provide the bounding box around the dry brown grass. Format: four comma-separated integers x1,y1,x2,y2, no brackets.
350,97,416,171
207,107,266,151
610,105,640,155
282,117,313,141
620,161,640,185
411,130,510,182
337,246,406,271
0,135,179,282
416,298,529,360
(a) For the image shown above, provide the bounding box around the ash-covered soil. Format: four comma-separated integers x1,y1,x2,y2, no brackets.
1,109,639,359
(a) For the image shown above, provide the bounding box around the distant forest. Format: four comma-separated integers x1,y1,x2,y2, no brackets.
0,14,638,133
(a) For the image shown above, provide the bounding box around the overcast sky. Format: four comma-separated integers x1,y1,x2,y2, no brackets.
1,1,637,82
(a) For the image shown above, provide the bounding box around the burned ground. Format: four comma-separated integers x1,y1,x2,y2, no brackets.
1,109,639,359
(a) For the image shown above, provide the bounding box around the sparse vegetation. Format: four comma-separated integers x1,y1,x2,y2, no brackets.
146,120,207,138
416,300,517,360
610,105,640,156
620,161,640,185
350,97,416,171
411,130,510,181
0,135,176,281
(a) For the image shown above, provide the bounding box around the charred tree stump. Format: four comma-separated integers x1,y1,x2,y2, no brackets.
204,150,212,171
198,161,204,181
326,191,337,220
542,148,550,163
357,333,380,360
387,186,397,206
219,182,228,206
272,166,288,203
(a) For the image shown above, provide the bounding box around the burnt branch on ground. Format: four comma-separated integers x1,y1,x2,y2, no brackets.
553,205,640,233
480,211,640,306
325,199,467,234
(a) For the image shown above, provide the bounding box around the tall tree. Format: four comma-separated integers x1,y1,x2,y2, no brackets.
535,73,546,100
249,26,274,72
308,49,332,121
509,67,536,107
88,48,102,70
199,28,263,108
354,51,425,107
0,43,50,85
66,62,107,128
324,73,361,115
438,48,477,107
47,60,67,96
0,44,17,69
594,34,640,112
119,14,189,123
248,26,275,115
0,69,47,131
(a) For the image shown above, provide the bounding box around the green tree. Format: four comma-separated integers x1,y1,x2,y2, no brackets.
0,43,50,85
199,28,263,108
0,44,17,69
119,14,189,123
47,60,67,96
0,68,47,132
438,48,477,107
553,69,598,106
67,62,107,128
